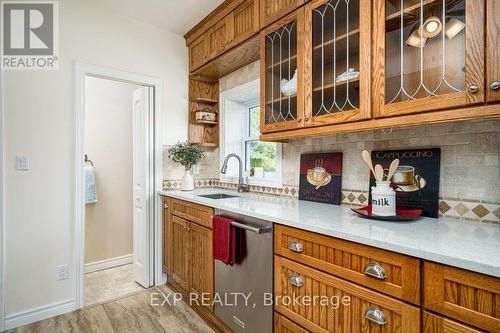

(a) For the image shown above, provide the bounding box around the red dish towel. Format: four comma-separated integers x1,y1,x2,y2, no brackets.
213,215,246,265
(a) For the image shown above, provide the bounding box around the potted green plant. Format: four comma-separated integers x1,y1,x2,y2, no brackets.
168,142,205,191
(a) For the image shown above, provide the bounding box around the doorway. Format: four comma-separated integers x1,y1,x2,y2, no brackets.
84,76,148,305
75,64,164,309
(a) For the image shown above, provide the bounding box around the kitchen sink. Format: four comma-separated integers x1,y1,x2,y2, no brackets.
198,193,239,199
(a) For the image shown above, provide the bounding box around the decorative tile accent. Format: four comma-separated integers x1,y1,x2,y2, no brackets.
472,204,489,218
439,201,451,214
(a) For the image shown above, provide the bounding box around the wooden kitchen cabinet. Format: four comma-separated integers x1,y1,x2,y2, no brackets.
189,222,214,309
372,0,485,118
260,9,305,133
303,0,372,126
227,0,260,48
486,0,500,103
423,311,484,333
275,256,421,332
260,0,305,29
424,262,500,332
169,199,214,310
207,18,230,59
170,215,190,290
274,225,421,305
189,35,209,71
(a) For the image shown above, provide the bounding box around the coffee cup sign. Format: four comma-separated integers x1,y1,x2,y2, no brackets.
392,166,415,185
308,167,327,183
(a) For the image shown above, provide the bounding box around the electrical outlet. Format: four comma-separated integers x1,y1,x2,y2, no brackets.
57,265,69,281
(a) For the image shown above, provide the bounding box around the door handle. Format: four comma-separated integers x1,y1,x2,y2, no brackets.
363,262,387,280
468,84,479,93
288,240,304,253
490,81,500,91
288,274,303,287
230,221,271,234
364,307,388,325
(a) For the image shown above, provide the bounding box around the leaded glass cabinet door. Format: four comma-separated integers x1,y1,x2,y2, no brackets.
373,0,484,118
304,0,371,126
260,9,305,133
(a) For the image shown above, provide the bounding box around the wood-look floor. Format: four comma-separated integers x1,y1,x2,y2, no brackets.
6,286,215,333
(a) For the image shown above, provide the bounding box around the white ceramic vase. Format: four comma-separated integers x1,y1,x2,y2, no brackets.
181,169,194,191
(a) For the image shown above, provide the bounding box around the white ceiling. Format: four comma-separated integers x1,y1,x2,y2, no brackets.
90,0,224,35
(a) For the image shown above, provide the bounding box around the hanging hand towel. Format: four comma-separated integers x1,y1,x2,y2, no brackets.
84,165,98,204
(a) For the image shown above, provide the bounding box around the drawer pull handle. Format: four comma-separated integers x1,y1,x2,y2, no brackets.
363,262,387,280
491,81,500,91
288,274,303,287
288,240,304,253
364,307,388,325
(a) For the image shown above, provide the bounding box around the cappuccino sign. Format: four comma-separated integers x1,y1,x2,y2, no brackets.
299,152,342,205
369,148,441,218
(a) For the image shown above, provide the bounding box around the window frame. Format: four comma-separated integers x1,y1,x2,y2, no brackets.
219,79,282,188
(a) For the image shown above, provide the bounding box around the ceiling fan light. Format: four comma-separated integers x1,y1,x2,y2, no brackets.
406,30,427,48
445,18,465,39
419,16,442,38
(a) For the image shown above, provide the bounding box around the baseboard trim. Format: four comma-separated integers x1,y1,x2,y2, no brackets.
4,299,76,330
84,254,133,273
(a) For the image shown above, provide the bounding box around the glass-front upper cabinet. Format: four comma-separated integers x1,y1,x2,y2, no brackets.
304,0,372,126
260,9,305,133
373,0,485,118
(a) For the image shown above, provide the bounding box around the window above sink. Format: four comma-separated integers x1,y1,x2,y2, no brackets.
220,79,282,188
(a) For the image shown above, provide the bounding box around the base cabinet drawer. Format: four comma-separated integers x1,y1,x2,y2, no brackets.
275,313,310,333
171,199,214,229
423,311,485,333
275,225,421,305
275,256,421,333
424,262,500,332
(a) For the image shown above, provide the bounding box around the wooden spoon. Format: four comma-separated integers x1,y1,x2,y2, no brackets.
362,150,376,178
375,164,384,182
386,159,400,181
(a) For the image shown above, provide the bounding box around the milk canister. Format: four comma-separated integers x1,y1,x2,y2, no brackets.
371,181,396,216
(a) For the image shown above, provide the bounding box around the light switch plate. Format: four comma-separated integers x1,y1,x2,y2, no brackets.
16,155,29,170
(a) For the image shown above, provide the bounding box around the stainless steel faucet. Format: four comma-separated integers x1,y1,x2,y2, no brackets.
220,153,249,193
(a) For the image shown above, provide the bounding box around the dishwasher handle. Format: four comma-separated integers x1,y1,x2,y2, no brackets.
230,221,271,234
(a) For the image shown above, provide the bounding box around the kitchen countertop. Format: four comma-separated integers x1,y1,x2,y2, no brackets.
159,189,500,278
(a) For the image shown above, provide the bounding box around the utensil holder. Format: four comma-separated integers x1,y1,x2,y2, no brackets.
371,181,396,216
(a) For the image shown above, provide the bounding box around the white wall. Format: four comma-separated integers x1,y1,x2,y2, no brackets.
84,76,139,264
3,0,188,321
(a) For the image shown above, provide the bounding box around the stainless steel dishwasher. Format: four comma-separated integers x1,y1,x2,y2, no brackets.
214,209,273,333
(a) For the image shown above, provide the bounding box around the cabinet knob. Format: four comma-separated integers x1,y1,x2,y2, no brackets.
490,81,500,91
364,307,388,325
288,240,304,253
288,274,303,287
296,116,302,122
468,84,479,93
304,115,310,121
164,204,169,209
363,262,387,280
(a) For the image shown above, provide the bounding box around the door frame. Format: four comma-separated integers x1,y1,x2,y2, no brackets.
0,61,5,331
74,63,164,309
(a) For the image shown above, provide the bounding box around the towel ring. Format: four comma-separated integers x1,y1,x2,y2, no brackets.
85,154,94,166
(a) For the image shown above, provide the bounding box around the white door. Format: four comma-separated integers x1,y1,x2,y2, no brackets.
132,86,153,287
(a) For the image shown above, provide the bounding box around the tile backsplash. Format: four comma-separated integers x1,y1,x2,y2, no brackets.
164,61,499,224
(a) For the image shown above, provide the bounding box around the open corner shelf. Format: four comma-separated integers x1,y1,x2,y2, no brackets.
193,120,218,125
190,97,219,104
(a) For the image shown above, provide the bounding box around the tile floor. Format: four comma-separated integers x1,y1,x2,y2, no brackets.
85,264,145,306
6,286,214,333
